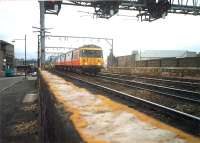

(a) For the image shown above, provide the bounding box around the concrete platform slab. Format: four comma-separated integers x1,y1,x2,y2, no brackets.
23,93,38,103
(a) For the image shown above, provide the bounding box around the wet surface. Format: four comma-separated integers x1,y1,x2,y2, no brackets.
0,76,24,92
0,77,39,143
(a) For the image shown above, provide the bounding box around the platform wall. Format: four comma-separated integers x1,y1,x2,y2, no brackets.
115,56,200,68
107,67,200,78
111,56,200,78
39,72,83,143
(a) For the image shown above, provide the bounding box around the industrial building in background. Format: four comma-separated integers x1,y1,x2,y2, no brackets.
110,50,200,68
0,40,14,70
135,50,198,61
15,59,37,67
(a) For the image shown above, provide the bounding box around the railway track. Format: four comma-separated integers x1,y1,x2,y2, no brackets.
98,73,200,103
53,70,200,136
100,72,200,92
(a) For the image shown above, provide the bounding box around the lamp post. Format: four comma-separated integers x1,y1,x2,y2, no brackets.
12,34,27,79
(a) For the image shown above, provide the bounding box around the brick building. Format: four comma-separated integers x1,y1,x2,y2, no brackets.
0,40,14,70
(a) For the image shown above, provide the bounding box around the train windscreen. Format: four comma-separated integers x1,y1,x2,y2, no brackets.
81,50,103,58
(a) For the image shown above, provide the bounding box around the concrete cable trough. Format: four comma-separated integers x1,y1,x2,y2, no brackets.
40,71,200,143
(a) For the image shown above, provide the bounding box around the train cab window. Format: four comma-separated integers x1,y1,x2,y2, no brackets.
81,50,103,58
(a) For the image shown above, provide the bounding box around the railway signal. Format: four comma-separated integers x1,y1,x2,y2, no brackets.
93,1,120,19
44,0,62,15
147,0,171,19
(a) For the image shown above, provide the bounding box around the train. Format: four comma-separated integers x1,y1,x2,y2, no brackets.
53,44,104,74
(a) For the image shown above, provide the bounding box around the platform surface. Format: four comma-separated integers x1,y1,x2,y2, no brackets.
42,71,200,143
0,76,23,92
0,76,39,143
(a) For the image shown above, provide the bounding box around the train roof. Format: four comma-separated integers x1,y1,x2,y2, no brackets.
55,44,102,58
79,44,102,49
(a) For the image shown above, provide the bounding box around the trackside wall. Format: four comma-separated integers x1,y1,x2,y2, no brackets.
39,71,83,143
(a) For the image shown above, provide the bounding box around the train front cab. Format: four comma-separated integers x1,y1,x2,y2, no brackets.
79,47,104,74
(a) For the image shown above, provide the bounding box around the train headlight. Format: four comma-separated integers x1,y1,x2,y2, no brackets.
97,60,101,66
82,59,87,65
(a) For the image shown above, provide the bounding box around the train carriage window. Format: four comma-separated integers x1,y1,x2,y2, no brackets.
81,50,103,58
66,52,72,61
73,51,79,59
60,54,66,61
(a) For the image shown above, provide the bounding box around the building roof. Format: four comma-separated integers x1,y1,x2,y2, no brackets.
137,50,197,60
0,40,13,46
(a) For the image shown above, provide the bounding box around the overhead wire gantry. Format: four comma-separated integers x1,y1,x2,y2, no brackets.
56,0,200,21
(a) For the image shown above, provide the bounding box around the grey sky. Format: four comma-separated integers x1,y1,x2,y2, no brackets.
0,0,200,59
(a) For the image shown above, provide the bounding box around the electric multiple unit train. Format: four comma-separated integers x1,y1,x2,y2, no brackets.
53,44,104,74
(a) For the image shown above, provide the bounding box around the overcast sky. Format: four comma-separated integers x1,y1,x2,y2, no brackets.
0,0,200,59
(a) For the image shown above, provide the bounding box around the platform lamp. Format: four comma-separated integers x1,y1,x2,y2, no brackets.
12,34,27,79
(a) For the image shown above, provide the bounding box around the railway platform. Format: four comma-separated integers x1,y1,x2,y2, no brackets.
39,70,200,143
0,76,39,143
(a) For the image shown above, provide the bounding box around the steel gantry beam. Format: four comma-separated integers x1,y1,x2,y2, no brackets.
170,0,200,15
61,0,200,21
43,0,200,20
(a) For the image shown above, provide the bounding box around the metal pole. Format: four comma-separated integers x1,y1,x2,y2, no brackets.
40,1,45,69
111,39,113,67
25,34,27,79
37,35,40,68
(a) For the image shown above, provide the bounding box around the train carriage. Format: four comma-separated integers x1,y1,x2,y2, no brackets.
54,44,104,74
